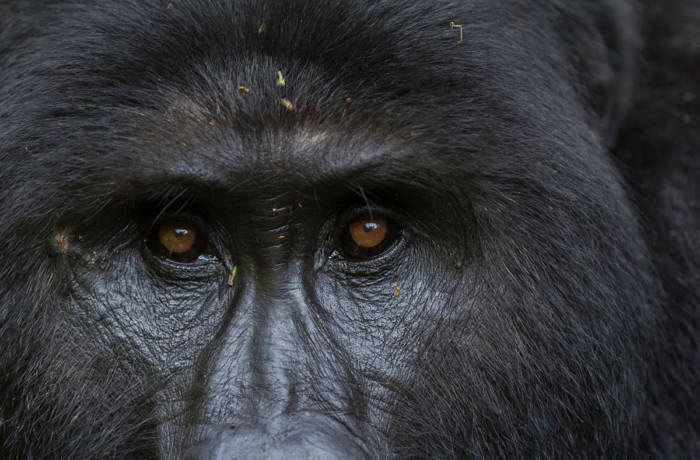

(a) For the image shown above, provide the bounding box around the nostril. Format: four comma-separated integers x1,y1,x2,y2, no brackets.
184,416,370,460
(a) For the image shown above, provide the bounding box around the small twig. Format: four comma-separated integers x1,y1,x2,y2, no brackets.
227,265,238,286
449,21,463,43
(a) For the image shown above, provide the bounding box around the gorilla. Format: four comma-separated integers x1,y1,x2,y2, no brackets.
0,0,698,458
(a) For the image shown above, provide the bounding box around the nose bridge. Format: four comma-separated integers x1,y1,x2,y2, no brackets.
203,196,309,421
247,280,304,415
247,194,304,412
201,275,301,419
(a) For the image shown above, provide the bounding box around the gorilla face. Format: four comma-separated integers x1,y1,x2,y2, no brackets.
1,0,697,458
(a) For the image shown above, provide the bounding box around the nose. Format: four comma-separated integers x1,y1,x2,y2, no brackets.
184,414,370,460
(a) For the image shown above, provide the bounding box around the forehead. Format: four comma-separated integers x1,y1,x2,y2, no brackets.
1,1,585,203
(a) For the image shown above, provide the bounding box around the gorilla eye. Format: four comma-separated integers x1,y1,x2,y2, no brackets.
148,220,212,263
340,215,401,260
350,218,388,248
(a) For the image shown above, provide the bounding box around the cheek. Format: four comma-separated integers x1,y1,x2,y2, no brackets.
314,245,461,374
67,249,227,368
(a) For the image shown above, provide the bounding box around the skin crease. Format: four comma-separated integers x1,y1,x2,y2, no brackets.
0,0,698,459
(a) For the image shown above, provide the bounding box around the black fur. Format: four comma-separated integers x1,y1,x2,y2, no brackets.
0,0,698,458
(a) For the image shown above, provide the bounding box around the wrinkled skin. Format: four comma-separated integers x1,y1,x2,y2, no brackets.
0,0,698,458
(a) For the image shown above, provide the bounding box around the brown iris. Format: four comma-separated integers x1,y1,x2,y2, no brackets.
349,217,389,249
149,220,210,263
341,215,400,260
